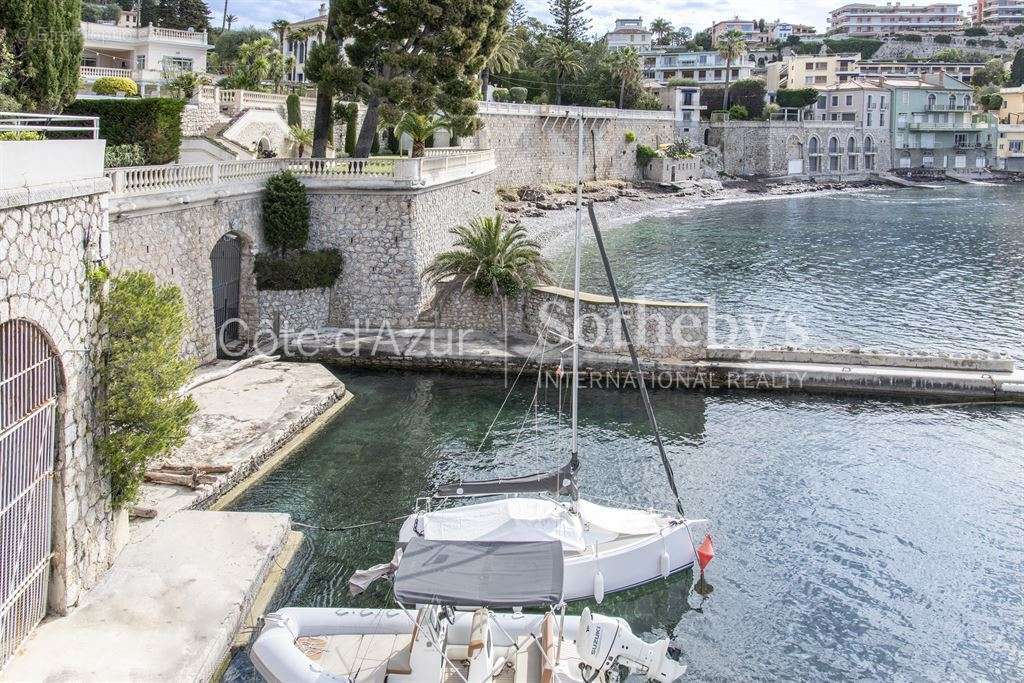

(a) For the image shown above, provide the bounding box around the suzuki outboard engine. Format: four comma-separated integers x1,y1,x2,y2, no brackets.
576,608,686,683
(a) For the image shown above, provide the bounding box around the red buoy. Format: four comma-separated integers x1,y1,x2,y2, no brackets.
696,533,715,572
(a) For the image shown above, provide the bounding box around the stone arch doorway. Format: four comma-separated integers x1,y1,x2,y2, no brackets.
0,319,64,668
211,233,242,357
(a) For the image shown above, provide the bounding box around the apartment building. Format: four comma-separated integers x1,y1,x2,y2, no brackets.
828,3,962,36
711,17,759,43
766,51,861,90
809,81,891,169
770,22,818,41
605,18,655,51
282,5,328,82
642,51,754,86
971,0,1024,30
887,73,994,169
857,60,983,84
79,8,211,92
996,86,1024,170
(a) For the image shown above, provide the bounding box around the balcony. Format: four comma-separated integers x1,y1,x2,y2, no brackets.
923,104,971,112
907,121,987,132
80,21,208,46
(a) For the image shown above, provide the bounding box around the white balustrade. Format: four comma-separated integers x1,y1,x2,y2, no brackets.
79,66,133,80
477,100,675,122
106,150,495,196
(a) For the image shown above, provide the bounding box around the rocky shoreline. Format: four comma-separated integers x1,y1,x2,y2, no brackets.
497,177,889,253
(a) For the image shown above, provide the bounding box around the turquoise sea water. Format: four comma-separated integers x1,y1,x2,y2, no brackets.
226,188,1023,681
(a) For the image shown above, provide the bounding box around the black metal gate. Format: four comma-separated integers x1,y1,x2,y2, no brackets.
0,320,60,668
211,234,241,355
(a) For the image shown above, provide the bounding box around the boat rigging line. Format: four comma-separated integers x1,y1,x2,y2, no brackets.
586,201,686,519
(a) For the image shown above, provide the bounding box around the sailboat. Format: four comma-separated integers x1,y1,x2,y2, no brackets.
355,113,713,604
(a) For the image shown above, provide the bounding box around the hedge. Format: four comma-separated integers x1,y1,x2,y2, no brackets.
254,249,344,290
66,98,185,164
776,87,819,109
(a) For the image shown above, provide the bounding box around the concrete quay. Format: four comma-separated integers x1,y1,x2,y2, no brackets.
273,328,1024,401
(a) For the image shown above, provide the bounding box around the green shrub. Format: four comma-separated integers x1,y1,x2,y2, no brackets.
104,143,146,167
0,93,21,112
98,271,197,508
66,98,185,164
894,34,922,43
509,87,528,103
728,79,766,118
263,171,310,254
632,91,663,110
596,99,615,108
624,130,636,143
0,131,44,140
492,88,510,102
635,143,659,166
933,34,952,44
964,27,988,37
164,71,209,100
728,104,749,120
667,78,698,87
254,249,343,290
286,93,301,127
93,76,139,96
979,93,1003,111
776,87,819,109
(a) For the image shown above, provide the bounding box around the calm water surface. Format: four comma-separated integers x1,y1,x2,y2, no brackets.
558,185,1024,360
226,369,1023,682
226,188,1023,681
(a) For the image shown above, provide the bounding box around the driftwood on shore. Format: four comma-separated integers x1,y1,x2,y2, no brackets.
129,506,158,519
144,464,231,489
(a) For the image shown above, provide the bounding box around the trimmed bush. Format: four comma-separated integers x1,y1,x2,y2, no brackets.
263,171,310,254
104,143,145,168
624,130,636,143
964,27,988,37
0,94,21,112
492,87,510,102
596,99,615,108
98,271,197,508
934,34,952,44
93,76,139,96
286,93,301,127
728,104,749,120
509,87,528,103
667,78,698,87
776,87,819,109
0,131,43,140
254,249,343,290
66,98,185,164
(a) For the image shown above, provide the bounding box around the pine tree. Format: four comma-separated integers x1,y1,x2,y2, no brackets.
0,0,84,112
508,1,527,27
547,0,590,43
1011,48,1024,88
177,0,212,30
139,0,159,25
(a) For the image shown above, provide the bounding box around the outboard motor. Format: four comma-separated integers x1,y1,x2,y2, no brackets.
577,608,686,683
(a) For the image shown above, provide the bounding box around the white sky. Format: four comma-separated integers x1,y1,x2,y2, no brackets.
217,1,973,38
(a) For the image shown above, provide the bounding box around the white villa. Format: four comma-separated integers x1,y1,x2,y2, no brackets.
604,18,655,52
282,4,329,83
79,9,211,93
643,51,755,86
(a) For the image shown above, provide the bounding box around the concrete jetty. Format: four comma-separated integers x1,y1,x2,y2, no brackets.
872,172,942,189
273,328,1024,401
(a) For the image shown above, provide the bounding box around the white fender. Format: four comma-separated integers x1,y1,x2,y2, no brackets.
593,570,605,605
659,549,671,579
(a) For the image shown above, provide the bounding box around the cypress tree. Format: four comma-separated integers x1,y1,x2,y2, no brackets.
548,0,591,43
1011,49,1024,88
286,93,302,126
344,107,357,156
0,0,84,112
263,171,310,256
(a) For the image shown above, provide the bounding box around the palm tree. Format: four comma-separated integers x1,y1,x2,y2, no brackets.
395,113,442,157
716,29,747,111
221,0,229,32
536,40,584,105
225,14,237,31
607,46,642,109
650,18,673,45
482,27,525,98
289,125,313,157
271,19,290,49
422,216,550,334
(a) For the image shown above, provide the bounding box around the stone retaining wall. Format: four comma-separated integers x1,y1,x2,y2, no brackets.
708,346,1015,372
258,288,332,332
1,179,116,613
469,113,677,187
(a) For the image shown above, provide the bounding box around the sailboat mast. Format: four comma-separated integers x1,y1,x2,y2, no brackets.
570,112,583,474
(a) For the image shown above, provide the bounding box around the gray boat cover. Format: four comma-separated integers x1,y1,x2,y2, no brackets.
393,538,564,608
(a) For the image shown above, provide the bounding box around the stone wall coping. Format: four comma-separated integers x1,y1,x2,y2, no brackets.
708,345,1016,373
535,285,707,309
710,120,860,131
0,177,111,210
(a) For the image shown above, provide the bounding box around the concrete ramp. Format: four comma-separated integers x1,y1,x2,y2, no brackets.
873,172,941,189
946,172,997,186
2,510,291,682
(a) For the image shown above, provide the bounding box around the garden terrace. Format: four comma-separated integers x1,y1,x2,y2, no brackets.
105,150,497,198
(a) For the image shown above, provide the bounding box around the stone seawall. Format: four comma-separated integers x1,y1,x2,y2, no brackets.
258,288,332,331
470,112,676,187
306,172,496,327
1,179,116,612
109,194,266,362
